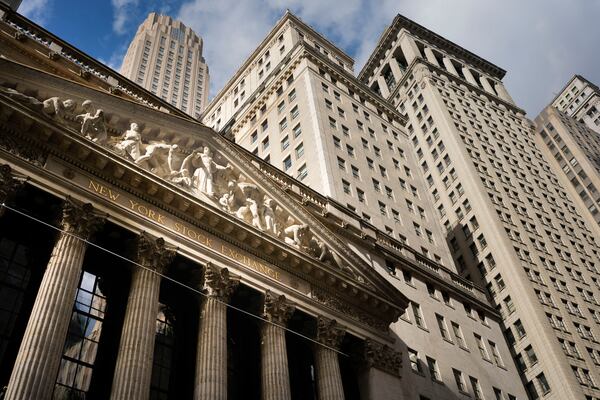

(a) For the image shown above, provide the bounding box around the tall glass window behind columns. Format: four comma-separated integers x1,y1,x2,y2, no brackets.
54,271,107,399
150,303,176,400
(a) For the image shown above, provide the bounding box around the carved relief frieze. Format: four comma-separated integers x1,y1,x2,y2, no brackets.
311,286,388,333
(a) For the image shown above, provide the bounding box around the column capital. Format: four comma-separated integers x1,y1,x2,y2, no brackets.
316,316,346,350
363,339,402,377
61,197,105,239
204,263,239,301
263,290,295,326
135,232,176,273
0,164,26,204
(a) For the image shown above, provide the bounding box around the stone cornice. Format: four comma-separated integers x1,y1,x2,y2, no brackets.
358,13,506,83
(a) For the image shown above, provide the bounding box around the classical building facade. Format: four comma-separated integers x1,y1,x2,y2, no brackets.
0,6,528,400
360,14,600,400
120,12,210,118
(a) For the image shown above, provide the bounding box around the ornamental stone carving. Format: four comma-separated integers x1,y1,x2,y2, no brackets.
263,290,295,326
203,263,240,301
135,232,176,273
61,196,105,239
75,100,107,144
363,339,402,377
0,164,25,212
316,316,346,350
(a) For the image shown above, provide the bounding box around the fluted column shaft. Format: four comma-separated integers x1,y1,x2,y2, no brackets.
314,316,346,400
110,233,175,400
195,296,228,400
194,264,239,400
315,347,345,400
5,199,103,400
261,291,295,400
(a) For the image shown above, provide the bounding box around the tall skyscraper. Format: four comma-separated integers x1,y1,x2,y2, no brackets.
360,15,600,400
203,12,528,400
550,75,600,134
120,12,209,118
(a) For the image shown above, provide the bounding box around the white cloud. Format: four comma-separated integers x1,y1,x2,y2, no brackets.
19,0,51,25
176,0,600,115
111,0,139,35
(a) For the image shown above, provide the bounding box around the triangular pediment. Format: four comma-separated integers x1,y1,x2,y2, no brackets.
0,58,408,329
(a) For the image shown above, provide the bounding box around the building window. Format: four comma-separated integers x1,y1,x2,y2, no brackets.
342,179,351,195
295,143,304,159
427,357,442,382
150,304,176,398
436,314,451,341
452,322,467,348
412,303,426,329
283,156,292,171
54,272,106,398
453,369,467,393
297,164,308,181
470,376,484,400
409,348,422,373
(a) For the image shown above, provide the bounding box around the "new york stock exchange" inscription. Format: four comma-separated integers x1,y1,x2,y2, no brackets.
48,158,309,294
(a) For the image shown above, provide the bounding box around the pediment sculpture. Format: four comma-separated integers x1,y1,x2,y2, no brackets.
0,87,357,279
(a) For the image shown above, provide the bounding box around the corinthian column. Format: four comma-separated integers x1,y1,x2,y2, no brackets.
314,316,346,400
261,290,295,400
5,198,104,400
110,233,176,400
0,164,25,217
194,263,240,400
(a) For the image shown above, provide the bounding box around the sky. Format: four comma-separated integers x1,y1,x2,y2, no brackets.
19,0,600,117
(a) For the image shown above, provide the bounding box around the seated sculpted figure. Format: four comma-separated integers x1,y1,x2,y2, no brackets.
75,100,107,144
114,122,143,161
283,224,311,250
42,97,76,122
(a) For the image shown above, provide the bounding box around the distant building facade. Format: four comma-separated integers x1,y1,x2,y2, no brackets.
551,75,600,135
121,12,209,118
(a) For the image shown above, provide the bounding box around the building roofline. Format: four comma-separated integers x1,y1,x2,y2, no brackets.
203,10,354,116
548,74,600,106
1,3,192,119
358,14,506,82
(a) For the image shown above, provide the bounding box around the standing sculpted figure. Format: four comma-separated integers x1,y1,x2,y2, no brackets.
184,146,231,197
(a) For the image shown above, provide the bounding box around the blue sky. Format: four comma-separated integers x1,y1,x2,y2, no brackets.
20,0,600,117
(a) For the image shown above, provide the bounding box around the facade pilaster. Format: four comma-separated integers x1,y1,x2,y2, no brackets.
110,232,176,400
398,34,421,64
494,81,515,104
314,316,346,400
388,57,404,83
423,47,439,67
0,164,25,217
194,263,240,400
5,198,104,400
479,75,495,94
442,56,459,76
261,290,295,400
462,66,478,86
376,75,390,98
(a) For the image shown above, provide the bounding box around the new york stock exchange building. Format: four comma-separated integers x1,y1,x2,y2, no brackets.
0,5,524,400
